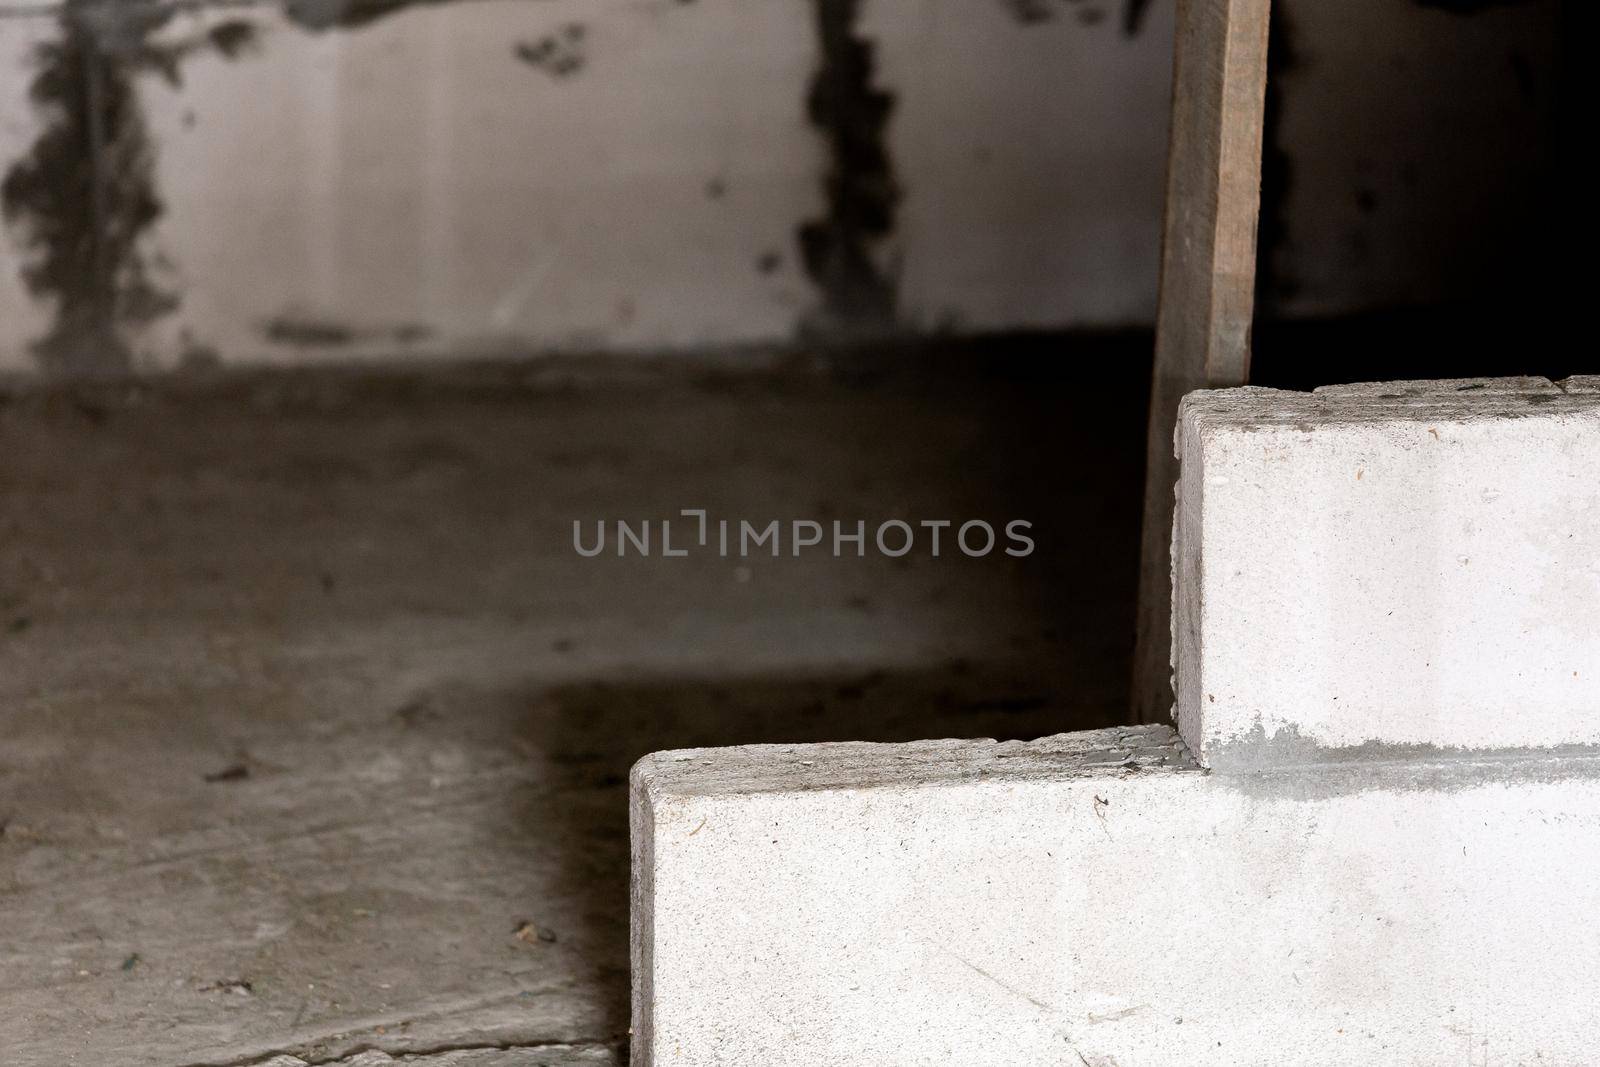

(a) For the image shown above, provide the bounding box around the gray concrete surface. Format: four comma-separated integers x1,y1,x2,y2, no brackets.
0,345,1143,1065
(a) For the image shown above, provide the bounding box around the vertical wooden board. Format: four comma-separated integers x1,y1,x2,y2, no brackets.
1133,0,1272,723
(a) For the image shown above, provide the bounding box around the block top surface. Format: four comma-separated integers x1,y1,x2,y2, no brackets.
1180,376,1597,435
633,724,1196,798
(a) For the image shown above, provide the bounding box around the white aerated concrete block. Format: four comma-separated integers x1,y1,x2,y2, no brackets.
631,375,1600,1065
631,728,1600,1066
1173,378,1600,768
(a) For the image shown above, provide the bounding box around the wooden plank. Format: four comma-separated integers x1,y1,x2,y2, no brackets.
1133,0,1272,723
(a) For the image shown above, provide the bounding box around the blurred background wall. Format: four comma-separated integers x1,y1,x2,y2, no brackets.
0,0,1568,376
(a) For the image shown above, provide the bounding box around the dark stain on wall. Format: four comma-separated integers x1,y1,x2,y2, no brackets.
206,19,260,59
799,0,899,336
514,23,587,78
261,311,433,348
1001,0,1058,23
1122,0,1154,36
0,2,258,376
262,313,358,348
0,0,599,375
282,0,455,32
1001,0,1113,29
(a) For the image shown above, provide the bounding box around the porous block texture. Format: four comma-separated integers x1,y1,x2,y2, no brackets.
631,728,1600,1066
1173,378,1600,768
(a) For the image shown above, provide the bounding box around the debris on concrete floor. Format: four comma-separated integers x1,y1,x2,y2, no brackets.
0,348,1144,1065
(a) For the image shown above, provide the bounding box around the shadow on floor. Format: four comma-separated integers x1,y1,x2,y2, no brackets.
402,660,1092,1043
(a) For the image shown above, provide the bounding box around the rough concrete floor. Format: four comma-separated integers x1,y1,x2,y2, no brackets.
0,342,1147,1066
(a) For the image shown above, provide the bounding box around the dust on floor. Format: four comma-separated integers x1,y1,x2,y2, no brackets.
0,340,1146,1066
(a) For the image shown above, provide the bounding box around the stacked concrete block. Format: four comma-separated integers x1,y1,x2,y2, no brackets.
631,378,1600,1066
1172,378,1599,768
632,729,1600,1066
